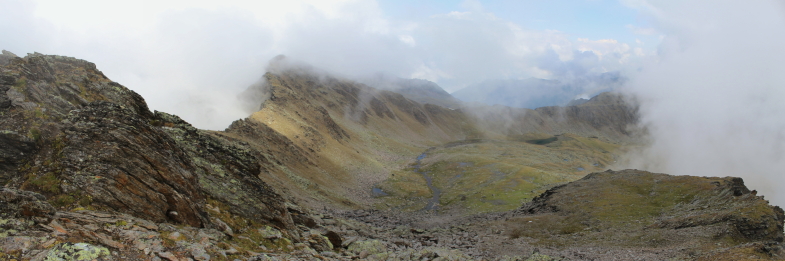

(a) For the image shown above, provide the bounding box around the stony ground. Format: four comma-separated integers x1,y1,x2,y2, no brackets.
9,169,778,261
1,186,500,261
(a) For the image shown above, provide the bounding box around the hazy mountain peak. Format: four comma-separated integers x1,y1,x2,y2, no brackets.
359,74,462,109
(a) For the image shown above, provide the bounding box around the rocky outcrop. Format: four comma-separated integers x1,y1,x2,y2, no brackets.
0,53,207,227
505,169,785,259
0,194,481,261
153,112,297,232
0,187,56,229
56,101,208,227
0,53,299,234
0,50,18,66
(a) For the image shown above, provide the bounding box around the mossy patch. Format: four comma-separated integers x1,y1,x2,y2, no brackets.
13,78,27,89
203,198,293,257
24,172,61,194
51,195,74,208
28,127,41,141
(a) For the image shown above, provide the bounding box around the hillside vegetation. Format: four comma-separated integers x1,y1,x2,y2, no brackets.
0,52,782,260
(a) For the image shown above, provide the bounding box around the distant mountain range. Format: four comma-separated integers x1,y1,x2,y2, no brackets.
452,72,623,109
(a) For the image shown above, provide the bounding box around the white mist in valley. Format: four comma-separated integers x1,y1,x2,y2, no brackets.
620,0,785,206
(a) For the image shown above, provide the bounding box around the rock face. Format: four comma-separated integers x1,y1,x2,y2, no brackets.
0,53,296,232
60,101,208,227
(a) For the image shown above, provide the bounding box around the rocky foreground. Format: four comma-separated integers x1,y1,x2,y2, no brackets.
3,169,783,260
1,52,784,260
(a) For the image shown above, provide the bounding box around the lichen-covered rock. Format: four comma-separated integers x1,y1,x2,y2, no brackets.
57,101,209,227
259,226,283,239
0,53,299,233
347,239,387,255
0,187,55,222
0,187,55,239
44,242,111,261
153,111,297,233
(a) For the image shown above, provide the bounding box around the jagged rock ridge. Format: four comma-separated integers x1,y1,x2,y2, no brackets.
0,52,782,260
0,52,300,235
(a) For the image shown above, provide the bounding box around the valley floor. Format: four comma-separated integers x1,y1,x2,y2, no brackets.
373,135,622,215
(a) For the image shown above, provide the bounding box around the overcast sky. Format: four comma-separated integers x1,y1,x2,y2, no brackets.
0,0,658,129
3,0,785,206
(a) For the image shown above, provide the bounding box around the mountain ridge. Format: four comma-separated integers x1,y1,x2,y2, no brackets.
1,52,782,260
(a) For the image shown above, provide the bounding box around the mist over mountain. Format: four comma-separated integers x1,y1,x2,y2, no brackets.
452,71,623,109
1,51,782,260
2,0,785,260
359,74,462,109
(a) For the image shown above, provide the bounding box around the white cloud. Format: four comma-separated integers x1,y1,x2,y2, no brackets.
1,0,643,129
576,38,632,62
410,63,451,82
625,24,657,35
634,47,645,56
398,35,416,47
621,0,785,207
2,0,389,130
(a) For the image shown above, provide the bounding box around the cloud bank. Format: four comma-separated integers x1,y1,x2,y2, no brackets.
620,0,785,206
1,0,642,129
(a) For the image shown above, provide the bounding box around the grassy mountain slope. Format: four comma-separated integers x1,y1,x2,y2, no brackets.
240,59,639,213
2,52,782,260
376,134,622,213
244,67,478,208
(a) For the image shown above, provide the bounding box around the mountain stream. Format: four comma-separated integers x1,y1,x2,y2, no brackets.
415,152,441,211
